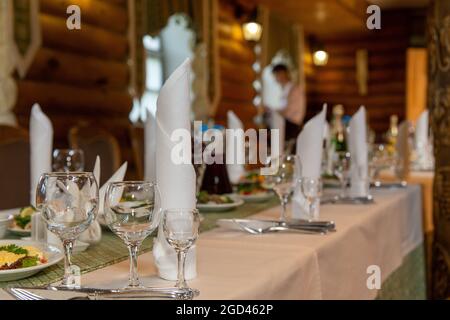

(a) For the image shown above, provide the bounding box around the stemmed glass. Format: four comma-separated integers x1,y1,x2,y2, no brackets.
163,209,200,290
104,181,161,289
36,172,98,287
300,178,323,221
53,149,85,172
333,151,351,198
262,154,301,222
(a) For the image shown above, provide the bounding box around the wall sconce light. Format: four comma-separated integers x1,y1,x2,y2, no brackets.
310,36,329,66
313,50,329,66
242,21,263,42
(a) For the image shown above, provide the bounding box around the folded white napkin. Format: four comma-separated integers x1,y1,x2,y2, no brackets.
144,111,157,182
395,121,410,180
30,104,53,206
270,111,285,155
226,111,246,184
152,59,197,281
292,105,327,220
415,110,429,150
29,105,57,245
348,107,369,197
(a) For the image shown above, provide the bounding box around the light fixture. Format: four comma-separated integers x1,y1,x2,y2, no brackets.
313,50,329,66
242,21,263,42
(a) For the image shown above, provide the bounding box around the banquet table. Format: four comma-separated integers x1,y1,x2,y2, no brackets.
0,185,425,300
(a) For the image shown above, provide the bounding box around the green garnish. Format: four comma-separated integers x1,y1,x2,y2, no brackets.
14,215,31,229
0,244,28,255
21,256,39,268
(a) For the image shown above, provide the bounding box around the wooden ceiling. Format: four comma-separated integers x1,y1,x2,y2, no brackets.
254,0,370,37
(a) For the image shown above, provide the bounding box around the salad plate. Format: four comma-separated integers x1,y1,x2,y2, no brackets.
196,192,244,212
0,240,63,282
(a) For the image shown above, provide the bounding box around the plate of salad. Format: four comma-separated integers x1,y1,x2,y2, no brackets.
8,207,36,236
197,191,244,212
0,240,63,282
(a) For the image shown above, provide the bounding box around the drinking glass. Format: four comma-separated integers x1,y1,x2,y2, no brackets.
262,154,301,222
300,178,323,221
36,172,98,287
53,149,85,172
333,151,351,198
162,209,200,289
104,181,161,289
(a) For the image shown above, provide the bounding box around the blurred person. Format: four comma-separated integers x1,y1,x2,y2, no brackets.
271,64,307,142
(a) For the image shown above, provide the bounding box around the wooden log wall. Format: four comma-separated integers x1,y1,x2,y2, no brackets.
214,0,257,129
306,11,411,135
13,0,135,174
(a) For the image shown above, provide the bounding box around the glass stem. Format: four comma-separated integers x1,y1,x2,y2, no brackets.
279,195,288,222
127,243,141,288
62,239,75,287
176,249,188,289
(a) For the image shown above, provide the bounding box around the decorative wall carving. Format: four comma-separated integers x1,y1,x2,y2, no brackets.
428,0,450,299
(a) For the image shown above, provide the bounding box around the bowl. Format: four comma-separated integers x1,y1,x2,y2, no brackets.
0,214,13,239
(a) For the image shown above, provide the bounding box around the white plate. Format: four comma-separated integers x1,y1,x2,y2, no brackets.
197,197,244,212
237,191,273,203
7,227,31,237
0,239,64,282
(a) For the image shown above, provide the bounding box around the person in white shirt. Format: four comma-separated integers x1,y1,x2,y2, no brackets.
271,64,307,141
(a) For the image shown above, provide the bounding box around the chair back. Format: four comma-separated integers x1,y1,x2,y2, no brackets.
0,125,30,210
69,125,121,186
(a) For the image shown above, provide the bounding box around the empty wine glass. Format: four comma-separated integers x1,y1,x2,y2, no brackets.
163,209,200,290
300,177,323,221
36,172,98,287
333,151,351,198
104,181,161,289
262,154,301,222
53,149,85,172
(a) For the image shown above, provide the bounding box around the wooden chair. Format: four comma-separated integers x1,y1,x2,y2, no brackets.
69,124,121,186
129,125,145,180
0,125,31,210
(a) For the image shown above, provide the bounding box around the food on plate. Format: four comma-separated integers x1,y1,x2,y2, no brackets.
240,172,265,184
236,182,267,195
0,244,47,270
197,191,234,205
11,207,36,231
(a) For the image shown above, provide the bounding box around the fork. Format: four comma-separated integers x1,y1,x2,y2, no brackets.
234,220,328,235
6,288,49,300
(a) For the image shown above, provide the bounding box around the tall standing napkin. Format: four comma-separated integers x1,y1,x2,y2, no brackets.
292,105,327,220
348,106,369,197
227,111,246,184
415,110,429,150
30,104,53,206
153,59,197,281
29,104,55,244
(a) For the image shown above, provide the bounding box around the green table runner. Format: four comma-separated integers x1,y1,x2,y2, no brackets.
0,198,279,288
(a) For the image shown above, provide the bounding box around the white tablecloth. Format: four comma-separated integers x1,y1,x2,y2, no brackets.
0,186,423,300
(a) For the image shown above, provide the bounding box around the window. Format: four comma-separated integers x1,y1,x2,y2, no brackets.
129,35,164,123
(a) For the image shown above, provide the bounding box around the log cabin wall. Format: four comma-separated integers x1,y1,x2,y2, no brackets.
13,0,134,173
214,0,258,129
306,10,415,135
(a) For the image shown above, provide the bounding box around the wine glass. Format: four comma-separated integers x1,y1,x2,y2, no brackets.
53,149,85,172
262,154,301,222
333,151,351,198
36,172,98,287
300,177,323,221
162,209,200,290
104,181,161,289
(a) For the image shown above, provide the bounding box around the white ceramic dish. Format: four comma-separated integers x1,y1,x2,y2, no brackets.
0,239,64,282
197,197,244,212
0,215,13,239
7,227,31,237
